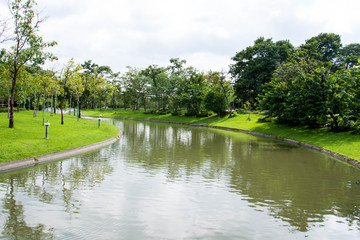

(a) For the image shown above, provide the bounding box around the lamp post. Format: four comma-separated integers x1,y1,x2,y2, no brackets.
44,120,50,139
98,114,102,128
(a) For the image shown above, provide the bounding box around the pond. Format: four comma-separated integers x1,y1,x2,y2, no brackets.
0,119,359,239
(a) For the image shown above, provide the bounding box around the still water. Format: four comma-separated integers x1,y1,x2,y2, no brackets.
0,119,360,239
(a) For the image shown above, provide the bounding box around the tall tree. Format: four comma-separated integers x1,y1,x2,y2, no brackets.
68,71,85,120
230,37,294,106
60,59,80,125
299,33,342,67
6,0,57,128
142,64,166,110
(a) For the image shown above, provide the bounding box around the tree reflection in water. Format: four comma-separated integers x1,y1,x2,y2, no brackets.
0,119,359,239
120,121,360,232
0,149,115,239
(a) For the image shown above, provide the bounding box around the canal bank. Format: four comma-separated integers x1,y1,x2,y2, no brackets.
0,133,121,174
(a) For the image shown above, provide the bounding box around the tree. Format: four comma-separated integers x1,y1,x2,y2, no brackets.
260,58,331,126
299,33,342,68
60,59,80,125
39,70,55,125
205,70,235,116
260,57,360,132
326,67,360,131
167,58,188,115
204,85,227,115
219,71,235,117
230,37,294,106
68,71,85,120
6,0,57,128
122,67,150,110
180,69,208,116
142,64,166,110
336,43,360,69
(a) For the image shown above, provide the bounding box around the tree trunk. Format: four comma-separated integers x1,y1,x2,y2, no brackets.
54,89,57,114
7,84,10,119
50,89,53,117
69,94,72,115
78,98,82,119
143,95,147,111
77,95,80,121
219,79,232,118
9,75,16,128
33,84,37,117
60,98,64,125
36,95,40,114
42,94,45,126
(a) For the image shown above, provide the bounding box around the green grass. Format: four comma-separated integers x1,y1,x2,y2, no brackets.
0,111,120,163
84,109,360,162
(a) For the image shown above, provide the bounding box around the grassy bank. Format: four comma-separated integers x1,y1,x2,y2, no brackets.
0,111,119,163
84,109,360,162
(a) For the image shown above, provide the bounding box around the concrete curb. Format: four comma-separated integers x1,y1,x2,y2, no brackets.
0,133,121,174
111,117,360,169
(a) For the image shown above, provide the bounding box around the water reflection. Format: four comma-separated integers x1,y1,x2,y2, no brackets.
118,120,360,232
0,149,115,239
0,119,359,239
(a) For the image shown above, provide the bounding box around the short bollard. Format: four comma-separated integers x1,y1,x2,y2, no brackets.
45,120,50,139
98,114,102,128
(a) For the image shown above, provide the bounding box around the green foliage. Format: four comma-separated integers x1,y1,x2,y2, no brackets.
5,0,57,128
260,58,329,126
336,43,360,69
180,71,208,116
204,85,227,115
299,33,342,64
230,37,294,104
260,57,360,131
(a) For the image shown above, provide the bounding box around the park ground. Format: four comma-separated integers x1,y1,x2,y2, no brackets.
0,111,119,163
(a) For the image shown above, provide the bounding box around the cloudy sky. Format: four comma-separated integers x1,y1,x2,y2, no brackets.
1,0,360,73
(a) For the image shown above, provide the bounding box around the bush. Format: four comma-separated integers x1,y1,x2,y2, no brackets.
185,111,197,117
144,110,157,114
171,110,182,116
196,111,210,118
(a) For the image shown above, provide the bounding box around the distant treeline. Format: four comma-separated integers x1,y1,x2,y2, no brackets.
1,32,359,132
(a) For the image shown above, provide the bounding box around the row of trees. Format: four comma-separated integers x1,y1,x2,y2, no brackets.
0,0,234,128
1,55,234,118
1,1,359,133
229,33,360,131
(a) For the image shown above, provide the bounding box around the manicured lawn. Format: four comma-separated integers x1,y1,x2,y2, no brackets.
84,109,360,162
0,111,120,163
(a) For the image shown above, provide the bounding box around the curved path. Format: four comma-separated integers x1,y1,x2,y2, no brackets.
0,133,121,174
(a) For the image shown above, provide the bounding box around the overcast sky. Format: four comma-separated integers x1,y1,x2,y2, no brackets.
1,0,360,73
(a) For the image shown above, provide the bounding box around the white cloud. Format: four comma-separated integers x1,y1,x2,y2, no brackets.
1,0,360,73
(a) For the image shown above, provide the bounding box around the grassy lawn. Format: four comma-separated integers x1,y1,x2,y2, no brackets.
0,111,120,163
84,109,360,162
